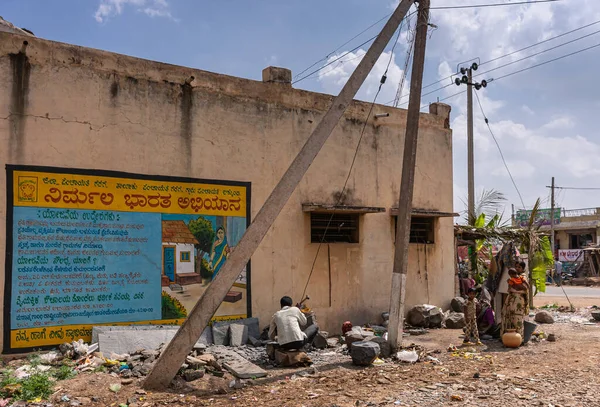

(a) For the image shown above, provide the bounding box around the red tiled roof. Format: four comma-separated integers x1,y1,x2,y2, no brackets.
162,220,199,244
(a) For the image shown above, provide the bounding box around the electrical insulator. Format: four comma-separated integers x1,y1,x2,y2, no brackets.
455,78,462,86
472,62,478,71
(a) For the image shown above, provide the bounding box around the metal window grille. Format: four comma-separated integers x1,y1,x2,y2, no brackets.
310,213,359,243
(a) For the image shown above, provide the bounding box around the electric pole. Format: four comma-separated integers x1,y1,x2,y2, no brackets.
550,177,555,258
453,62,489,276
143,0,416,390
467,68,475,225
388,0,430,350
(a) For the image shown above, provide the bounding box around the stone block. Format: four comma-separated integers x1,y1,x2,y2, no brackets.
212,324,230,346
407,305,444,328
312,331,329,349
229,324,249,347
445,312,466,329
350,341,380,366
451,297,466,313
368,337,392,358
534,311,555,324
344,333,364,350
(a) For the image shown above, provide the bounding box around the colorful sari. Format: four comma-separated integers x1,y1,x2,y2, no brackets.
501,289,528,338
211,236,229,277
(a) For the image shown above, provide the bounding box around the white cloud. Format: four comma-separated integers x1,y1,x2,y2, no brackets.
317,48,409,105
94,0,175,23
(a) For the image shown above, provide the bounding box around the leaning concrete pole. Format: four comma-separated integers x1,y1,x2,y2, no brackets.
387,0,430,350
143,0,415,390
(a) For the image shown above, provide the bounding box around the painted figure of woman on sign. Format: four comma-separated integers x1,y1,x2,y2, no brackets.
208,227,230,281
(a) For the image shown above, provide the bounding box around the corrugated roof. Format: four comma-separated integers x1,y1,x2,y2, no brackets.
162,220,199,244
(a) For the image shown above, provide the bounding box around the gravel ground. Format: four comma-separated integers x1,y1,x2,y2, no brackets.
28,308,600,407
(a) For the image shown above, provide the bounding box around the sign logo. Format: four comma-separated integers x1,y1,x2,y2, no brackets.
17,177,38,203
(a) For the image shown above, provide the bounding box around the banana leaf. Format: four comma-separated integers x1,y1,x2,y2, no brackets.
530,236,554,294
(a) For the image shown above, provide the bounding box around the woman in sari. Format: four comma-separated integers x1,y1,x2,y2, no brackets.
208,227,229,281
501,261,529,340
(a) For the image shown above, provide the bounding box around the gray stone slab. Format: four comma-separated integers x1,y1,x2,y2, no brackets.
229,324,248,347
95,325,213,354
210,347,267,379
99,330,176,354
212,318,260,341
212,324,230,346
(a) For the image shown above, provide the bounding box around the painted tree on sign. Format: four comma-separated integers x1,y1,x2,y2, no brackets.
188,216,215,274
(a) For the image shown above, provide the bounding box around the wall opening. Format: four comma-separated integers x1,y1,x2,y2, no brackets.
394,216,436,244
310,213,359,243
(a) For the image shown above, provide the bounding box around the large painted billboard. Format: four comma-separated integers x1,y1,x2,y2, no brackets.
4,165,251,352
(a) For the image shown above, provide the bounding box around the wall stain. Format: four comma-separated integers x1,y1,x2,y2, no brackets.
180,82,193,173
9,49,31,162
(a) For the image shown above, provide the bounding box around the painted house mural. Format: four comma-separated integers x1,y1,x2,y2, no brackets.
161,220,199,286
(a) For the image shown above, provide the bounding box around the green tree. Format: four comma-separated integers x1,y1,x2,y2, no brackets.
188,216,215,274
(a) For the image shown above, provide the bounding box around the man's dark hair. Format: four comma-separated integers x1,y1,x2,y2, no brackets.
518,261,526,270
280,296,293,308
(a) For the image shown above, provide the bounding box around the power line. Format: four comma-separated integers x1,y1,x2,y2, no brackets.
417,39,600,109
473,91,526,209
293,10,418,85
388,18,600,105
293,12,393,81
430,0,561,10
554,186,600,191
293,35,379,84
473,28,600,79
494,41,600,81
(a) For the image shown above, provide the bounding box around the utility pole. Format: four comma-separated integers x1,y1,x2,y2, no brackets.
453,62,489,276
511,203,515,226
143,0,415,390
550,176,556,258
387,0,430,350
467,68,475,226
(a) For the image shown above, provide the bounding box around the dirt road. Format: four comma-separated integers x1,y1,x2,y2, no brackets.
52,310,600,407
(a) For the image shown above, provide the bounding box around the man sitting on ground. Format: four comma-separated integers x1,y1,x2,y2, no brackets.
269,296,318,350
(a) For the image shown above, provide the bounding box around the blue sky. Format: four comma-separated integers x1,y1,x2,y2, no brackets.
3,0,600,217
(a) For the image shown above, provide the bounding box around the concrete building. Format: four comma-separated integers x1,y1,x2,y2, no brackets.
0,28,454,351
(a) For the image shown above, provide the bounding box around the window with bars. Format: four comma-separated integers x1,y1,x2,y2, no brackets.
394,216,436,244
310,213,359,243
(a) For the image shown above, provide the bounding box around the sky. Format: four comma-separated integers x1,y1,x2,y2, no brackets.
3,0,600,221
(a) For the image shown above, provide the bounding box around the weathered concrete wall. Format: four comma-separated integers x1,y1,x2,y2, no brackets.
0,31,454,347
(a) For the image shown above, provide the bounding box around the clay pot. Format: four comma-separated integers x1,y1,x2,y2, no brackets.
502,329,522,348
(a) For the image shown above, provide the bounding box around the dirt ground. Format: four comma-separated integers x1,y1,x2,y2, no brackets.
44,309,600,407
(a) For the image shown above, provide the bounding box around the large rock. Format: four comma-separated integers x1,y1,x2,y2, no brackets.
407,305,444,328
451,297,466,313
350,341,380,366
368,337,392,358
344,333,365,350
312,331,329,349
445,312,466,329
535,311,555,324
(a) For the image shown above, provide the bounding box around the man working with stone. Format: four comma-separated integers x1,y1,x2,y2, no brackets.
269,296,319,350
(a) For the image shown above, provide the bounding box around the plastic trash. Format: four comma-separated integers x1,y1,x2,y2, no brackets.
396,350,419,363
